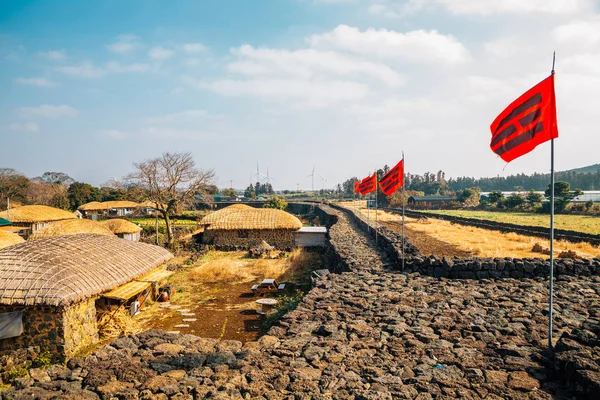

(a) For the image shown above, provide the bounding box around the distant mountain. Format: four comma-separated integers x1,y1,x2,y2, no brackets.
562,164,600,175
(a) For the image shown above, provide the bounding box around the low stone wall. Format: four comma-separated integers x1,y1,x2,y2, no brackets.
402,255,600,279
204,229,297,250
394,208,600,246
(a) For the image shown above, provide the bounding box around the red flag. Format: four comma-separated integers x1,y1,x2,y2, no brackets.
353,181,360,194
379,159,404,196
490,75,558,163
358,174,377,195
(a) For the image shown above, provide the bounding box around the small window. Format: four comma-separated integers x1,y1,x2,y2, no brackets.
238,230,248,238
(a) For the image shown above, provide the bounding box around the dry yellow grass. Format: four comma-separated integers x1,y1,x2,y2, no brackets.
358,208,600,259
97,305,144,339
189,258,254,283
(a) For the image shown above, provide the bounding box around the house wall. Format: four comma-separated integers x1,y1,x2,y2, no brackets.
295,232,326,247
0,298,98,362
204,229,296,249
119,231,141,241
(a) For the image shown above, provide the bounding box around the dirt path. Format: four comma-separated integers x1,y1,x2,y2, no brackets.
382,220,473,258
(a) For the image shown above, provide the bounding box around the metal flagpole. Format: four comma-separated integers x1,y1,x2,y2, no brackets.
375,177,378,245
402,152,405,271
548,51,556,351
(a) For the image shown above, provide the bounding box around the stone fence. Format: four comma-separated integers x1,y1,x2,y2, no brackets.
387,208,600,246
332,203,600,279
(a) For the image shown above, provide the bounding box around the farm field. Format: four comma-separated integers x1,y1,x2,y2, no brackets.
129,217,199,227
134,249,323,342
356,207,600,259
419,209,600,235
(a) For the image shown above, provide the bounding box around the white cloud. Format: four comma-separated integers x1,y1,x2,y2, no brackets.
14,77,57,87
17,105,78,119
146,109,210,124
0,122,39,132
149,47,174,61
228,45,404,86
554,17,600,48
107,34,140,54
368,0,430,18
56,61,150,77
56,62,104,78
39,50,66,61
182,43,206,54
203,78,369,106
308,25,469,65
438,0,593,15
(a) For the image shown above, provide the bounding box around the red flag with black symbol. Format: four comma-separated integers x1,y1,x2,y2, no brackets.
353,181,360,194
358,174,377,195
379,160,404,196
490,75,558,163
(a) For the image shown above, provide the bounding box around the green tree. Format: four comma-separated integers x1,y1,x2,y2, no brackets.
221,188,236,197
0,168,30,206
244,184,256,199
504,193,525,209
544,181,583,213
49,193,71,210
488,190,504,205
526,190,544,208
67,182,102,210
264,196,287,210
458,187,481,207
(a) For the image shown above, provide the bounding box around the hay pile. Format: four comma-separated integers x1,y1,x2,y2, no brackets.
0,205,77,223
0,231,25,250
97,305,144,339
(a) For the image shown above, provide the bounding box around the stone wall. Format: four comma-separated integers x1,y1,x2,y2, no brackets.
62,298,98,360
204,229,297,250
0,298,99,372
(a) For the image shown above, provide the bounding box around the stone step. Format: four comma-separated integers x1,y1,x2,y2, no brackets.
182,318,197,322
173,324,189,328
166,331,180,334
176,309,191,313
181,313,195,317
168,305,182,310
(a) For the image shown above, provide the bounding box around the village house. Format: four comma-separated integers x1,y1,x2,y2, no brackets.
29,219,114,240
101,219,142,241
200,205,303,249
0,234,173,361
0,231,24,250
78,201,140,219
0,205,78,239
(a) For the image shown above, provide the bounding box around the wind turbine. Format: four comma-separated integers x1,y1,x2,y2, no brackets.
305,166,315,192
254,162,266,183
262,168,276,185
320,175,327,191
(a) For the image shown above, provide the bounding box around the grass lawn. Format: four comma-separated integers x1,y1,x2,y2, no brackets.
419,210,600,235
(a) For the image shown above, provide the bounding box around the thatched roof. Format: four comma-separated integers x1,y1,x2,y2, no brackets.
139,200,166,209
0,234,173,306
0,205,77,224
200,204,254,225
204,207,302,231
30,219,114,240
101,219,142,234
0,231,25,250
78,201,140,211
77,201,105,211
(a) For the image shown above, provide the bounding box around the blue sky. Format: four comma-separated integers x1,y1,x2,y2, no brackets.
1,0,599,189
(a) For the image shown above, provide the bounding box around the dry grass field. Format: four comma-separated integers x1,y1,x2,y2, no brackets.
356,207,600,259
420,209,600,235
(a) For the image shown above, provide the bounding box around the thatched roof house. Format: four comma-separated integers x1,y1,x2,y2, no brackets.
0,205,77,239
101,219,142,241
78,201,140,218
0,234,173,360
29,219,114,240
0,231,25,250
200,205,302,249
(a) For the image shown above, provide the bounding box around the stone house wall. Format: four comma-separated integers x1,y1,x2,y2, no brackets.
204,229,297,249
0,297,98,364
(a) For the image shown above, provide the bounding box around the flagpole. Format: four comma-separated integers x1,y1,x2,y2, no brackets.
548,51,556,351
375,176,378,245
402,152,405,271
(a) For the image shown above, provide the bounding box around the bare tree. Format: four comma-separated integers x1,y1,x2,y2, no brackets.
128,152,215,245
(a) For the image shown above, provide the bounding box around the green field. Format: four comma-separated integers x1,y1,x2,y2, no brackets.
129,218,198,227
420,210,600,235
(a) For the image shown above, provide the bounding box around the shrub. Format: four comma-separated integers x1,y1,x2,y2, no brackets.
32,350,53,368
261,291,304,333
5,366,28,382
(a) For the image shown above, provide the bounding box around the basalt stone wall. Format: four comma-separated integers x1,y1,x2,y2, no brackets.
395,208,600,246
401,255,600,279
204,229,297,250
329,204,422,263
314,205,350,273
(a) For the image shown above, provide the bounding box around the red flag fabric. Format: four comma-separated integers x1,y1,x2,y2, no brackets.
379,160,404,196
353,181,360,194
490,75,558,163
358,174,377,195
